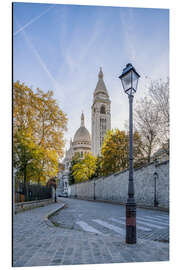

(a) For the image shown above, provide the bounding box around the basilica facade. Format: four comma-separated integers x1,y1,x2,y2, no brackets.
63,68,111,167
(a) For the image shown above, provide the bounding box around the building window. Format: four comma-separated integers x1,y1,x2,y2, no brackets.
100,105,106,114
81,152,83,158
100,118,106,147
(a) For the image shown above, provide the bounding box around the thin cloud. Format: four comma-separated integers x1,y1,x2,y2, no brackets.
13,5,54,36
14,18,65,106
61,13,105,74
119,8,136,62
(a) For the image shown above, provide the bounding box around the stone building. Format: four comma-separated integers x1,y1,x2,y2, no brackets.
91,67,111,156
58,68,111,195
64,67,111,164
63,112,92,168
73,112,92,157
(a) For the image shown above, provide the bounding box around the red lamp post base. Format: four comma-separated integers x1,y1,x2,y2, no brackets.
126,201,136,244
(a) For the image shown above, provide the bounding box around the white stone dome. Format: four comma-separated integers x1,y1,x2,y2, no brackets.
73,126,91,143
73,112,91,153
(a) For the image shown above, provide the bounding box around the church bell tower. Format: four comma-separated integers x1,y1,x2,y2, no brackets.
91,68,111,156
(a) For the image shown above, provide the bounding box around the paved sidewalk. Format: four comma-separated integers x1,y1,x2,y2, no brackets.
13,200,169,267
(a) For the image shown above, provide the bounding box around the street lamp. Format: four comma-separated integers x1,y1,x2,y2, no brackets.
119,63,140,244
153,172,158,207
154,159,159,207
55,187,57,203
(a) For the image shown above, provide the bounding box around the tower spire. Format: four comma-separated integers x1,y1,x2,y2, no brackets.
81,111,85,127
98,67,103,79
94,67,108,97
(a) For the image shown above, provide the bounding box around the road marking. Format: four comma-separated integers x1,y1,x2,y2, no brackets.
109,218,151,232
136,219,165,229
92,219,124,234
76,221,102,234
140,216,169,226
154,215,169,220
154,214,169,218
121,217,165,229
145,216,169,223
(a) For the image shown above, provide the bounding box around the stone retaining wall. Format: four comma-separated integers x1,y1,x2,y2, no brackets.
15,198,53,214
70,161,169,210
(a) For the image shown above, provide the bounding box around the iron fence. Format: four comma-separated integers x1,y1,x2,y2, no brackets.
15,182,52,202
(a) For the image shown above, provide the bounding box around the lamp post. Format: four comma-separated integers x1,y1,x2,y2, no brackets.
119,63,140,244
153,172,158,207
55,187,57,202
154,159,159,207
94,180,96,200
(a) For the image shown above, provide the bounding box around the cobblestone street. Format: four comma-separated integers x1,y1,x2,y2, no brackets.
51,198,169,242
13,198,169,267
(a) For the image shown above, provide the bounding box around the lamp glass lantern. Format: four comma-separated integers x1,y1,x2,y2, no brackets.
119,63,140,95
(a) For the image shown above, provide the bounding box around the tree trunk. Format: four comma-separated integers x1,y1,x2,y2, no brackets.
24,164,28,201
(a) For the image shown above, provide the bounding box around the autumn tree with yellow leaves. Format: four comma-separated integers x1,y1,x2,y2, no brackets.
101,129,145,176
72,153,97,183
13,81,67,195
68,152,81,185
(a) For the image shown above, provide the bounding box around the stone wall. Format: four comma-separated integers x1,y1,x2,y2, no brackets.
15,198,53,214
69,160,169,210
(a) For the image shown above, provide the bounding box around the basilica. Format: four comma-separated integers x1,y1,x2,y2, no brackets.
57,68,111,196
63,68,111,168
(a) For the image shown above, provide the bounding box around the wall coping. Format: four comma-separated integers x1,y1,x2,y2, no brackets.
70,160,169,186
15,198,52,206
14,198,53,214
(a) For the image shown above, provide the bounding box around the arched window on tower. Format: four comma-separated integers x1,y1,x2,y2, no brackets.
100,105,106,114
100,118,107,148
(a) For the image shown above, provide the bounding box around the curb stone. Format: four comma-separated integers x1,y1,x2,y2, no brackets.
44,202,66,227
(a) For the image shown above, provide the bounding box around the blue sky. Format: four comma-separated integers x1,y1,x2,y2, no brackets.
13,2,169,155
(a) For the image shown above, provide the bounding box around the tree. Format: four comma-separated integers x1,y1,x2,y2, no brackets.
148,78,169,155
68,153,81,185
134,78,169,161
13,81,67,190
34,88,67,156
93,155,103,178
32,88,67,183
13,82,42,199
134,97,161,163
13,129,44,200
72,153,97,183
101,129,145,176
